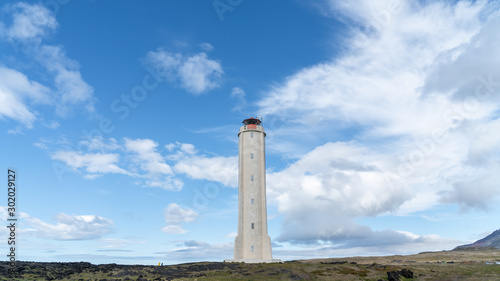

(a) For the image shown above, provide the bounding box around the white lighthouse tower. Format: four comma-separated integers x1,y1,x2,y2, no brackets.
227,117,279,263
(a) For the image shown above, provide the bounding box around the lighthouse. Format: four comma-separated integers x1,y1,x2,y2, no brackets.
227,117,279,263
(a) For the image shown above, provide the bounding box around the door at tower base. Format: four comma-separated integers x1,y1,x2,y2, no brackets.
225,118,280,263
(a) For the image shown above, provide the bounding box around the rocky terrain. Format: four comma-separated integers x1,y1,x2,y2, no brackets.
454,228,500,250
1,248,499,280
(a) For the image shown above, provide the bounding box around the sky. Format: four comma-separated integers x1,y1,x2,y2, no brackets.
1,0,500,265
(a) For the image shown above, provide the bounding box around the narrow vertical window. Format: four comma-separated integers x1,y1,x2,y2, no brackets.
251,153,254,159
251,245,254,252
251,223,254,229
251,175,254,181
251,198,254,205
251,132,253,138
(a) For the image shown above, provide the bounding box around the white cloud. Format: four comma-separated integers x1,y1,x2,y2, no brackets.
51,137,184,190
79,136,120,152
145,177,184,191
124,138,173,175
35,45,95,115
165,143,176,151
124,138,182,190
180,143,197,155
0,67,50,128
165,142,198,160
144,49,223,95
0,2,57,41
162,203,198,234
267,142,412,244
275,232,463,260
198,42,214,52
0,2,96,128
230,87,245,98
256,0,500,246
51,150,130,176
48,138,235,191
439,170,500,212
161,225,189,235
174,155,238,187
22,212,114,240
164,203,198,224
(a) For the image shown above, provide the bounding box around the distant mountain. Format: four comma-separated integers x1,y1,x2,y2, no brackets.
454,229,500,250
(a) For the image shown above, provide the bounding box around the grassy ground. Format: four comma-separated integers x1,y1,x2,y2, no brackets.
2,248,500,281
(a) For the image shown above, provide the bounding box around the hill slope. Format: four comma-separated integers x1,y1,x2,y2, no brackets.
455,229,500,250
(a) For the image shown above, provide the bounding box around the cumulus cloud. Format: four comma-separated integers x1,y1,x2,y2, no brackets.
144,49,223,95
124,138,183,190
162,203,199,234
51,150,129,176
256,0,500,247
267,142,412,244
174,155,238,188
22,212,114,240
124,138,173,175
439,171,500,212
48,137,236,190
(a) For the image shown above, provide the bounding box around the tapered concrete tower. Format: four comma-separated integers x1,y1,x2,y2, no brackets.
227,117,279,263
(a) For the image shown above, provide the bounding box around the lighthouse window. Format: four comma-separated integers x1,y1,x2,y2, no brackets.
251,132,253,138
251,153,254,159
251,223,254,229
251,175,254,181
251,245,254,252
251,198,254,205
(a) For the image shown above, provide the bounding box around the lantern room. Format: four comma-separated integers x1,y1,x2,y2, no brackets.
242,117,261,129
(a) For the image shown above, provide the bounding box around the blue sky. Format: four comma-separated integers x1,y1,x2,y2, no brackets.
1,0,500,265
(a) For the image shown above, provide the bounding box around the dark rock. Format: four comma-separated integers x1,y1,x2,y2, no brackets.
387,271,400,281
397,268,414,278
321,261,348,265
279,268,292,275
290,273,303,280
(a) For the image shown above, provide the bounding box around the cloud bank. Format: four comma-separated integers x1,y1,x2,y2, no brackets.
258,0,500,248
